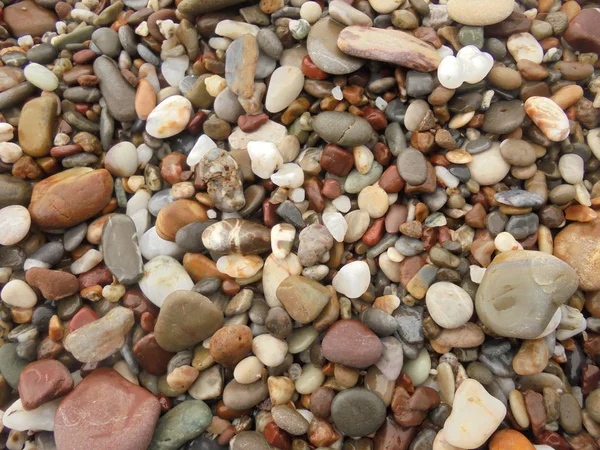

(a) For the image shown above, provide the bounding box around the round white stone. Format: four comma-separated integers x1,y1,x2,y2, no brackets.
139,255,194,307
271,223,296,259
425,282,474,329
332,260,370,298
300,1,322,23
0,205,31,246
265,66,305,113
139,226,185,260
467,142,510,185
234,356,264,384
401,347,431,386
1,279,37,308
104,141,139,177
145,95,193,139
0,123,14,142
437,55,464,89
247,141,284,179
24,63,59,91
187,134,217,167
558,153,584,184
443,379,506,449
252,334,289,367
0,142,23,163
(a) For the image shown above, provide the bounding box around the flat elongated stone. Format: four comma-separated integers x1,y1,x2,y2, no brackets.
29,168,113,230
93,55,137,122
337,26,441,72
149,400,212,450
202,219,271,254
18,97,56,157
64,307,134,363
55,369,160,450
225,35,258,99
101,214,143,284
312,111,373,147
307,18,365,75
524,96,570,143
476,251,578,339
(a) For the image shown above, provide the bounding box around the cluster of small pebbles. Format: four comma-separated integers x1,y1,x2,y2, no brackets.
0,0,600,448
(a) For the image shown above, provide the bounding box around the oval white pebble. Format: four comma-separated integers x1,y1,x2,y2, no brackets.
425,282,474,329
1,279,37,308
332,260,370,298
0,205,31,246
252,334,289,367
145,95,193,139
24,63,59,91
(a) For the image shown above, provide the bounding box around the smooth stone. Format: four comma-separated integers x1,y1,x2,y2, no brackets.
202,219,271,254
0,205,30,246
524,96,570,143
271,405,309,435
397,147,427,185
2,398,60,432
376,336,404,380
276,275,331,324
154,290,224,352
140,226,185,260
101,214,143,285
0,175,32,207
146,95,193,139
307,18,365,75
331,388,386,437
447,0,514,26
476,251,578,339
93,55,137,122
467,142,510,186
55,369,159,449
329,0,373,26
198,149,246,212
149,400,212,450
23,63,58,91
262,253,303,307
482,100,526,135
322,319,383,368
4,0,57,37
337,25,441,72
507,32,543,64
104,142,139,177
18,360,73,411
91,28,121,58
139,256,194,307
231,432,270,450
29,168,113,229
265,66,304,113
426,282,473,329
554,219,600,291
222,378,269,409
0,343,29,389
24,268,78,301
18,96,56,157
495,190,545,208
332,260,371,298
443,379,506,449
175,221,216,253
64,307,134,363
313,111,373,147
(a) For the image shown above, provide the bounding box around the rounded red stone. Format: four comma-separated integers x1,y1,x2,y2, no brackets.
18,360,74,410
321,319,383,368
68,307,98,332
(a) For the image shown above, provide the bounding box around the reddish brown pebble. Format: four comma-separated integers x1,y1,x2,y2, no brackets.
68,307,98,332
322,319,383,368
321,144,354,177
238,113,269,132
25,268,79,301
132,332,175,375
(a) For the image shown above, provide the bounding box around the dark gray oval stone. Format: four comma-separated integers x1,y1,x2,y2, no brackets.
331,388,386,437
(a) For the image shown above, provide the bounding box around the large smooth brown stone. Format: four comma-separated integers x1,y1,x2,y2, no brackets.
4,0,57,37
29,168,113,229
322,319,383,368
564,8,600,54
18,360,73,410
55,368,160,450
275,275,331,324
133,332,175,375
156,199,208,242
154,290,224,352
209,325,252,368
25,267,79,300
18,97,56,157
554,219,600,291
337,26,441,72
183,252,231,282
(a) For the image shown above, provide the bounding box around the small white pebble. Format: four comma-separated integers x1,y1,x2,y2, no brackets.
494,231,522,252
204,75,227,97
17,35,33,47
0,142,22,163
387,247,405,263
0,267,11,284
469,265,486,284
332,195,351,213
331,85,343,101
207,209,218,219
289,187,305,202
0,123,14,142
135,21,149,37
375,96,388,111
387,193,398,205
300,1,322,24
208,37,232,51
56,21,67,34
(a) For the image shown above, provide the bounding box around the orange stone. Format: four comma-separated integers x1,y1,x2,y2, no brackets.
135,79,156,120
183,252,231,282
489,429,535,450
565,205,598,223
155,199,208,241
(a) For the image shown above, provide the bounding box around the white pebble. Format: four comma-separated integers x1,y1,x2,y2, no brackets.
289,188,305,202
322,211,348,242
425,282,473,329
0,142,22,163
265,66,305,113
70,249,103,275
104,141,139,177
387,247,405,263
187,134,217,167
139,255,193,307
18,35,34,47
300,1,322,23
139,226,184,260
252,334,288,367
24,63,59,91
435,166,459,188
145,95,193,139
271,163,304,188
507,32,543,64
0,123,14,142
208,37,232,51
558,154,584,184
332,195,351,213
332,260,370,298
248,141,284,179
469,265,486,284
161,55,189,87
375,96,388,111
2,398,61,432
0,205,30,246
217,254,263,278
207,209,218,219
353,145,374,175
215,20,259,39
1,279,37,308
234,356,264,384
331,85,343,101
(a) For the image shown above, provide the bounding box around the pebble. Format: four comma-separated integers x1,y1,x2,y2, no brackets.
25,268,78,301
155,290,223,352
524,96,570,143
555,219,600,291
18,360,73,411
146,95,193,139
1,279,37,308
247,141,283,179
139,255,194,307
426,282,473,329
149,400,212,450
55,369,160,450
331,388,386,437
2,398,61,432
271,405,309,435
322,319,383,368
0,343,29,389
265,66,304,113
312,111,373,147
0,205,30,246
276,275,331,323
101,214,143,284
476,251,578,339
397,147,428,185
332,260,371,298
93,55,137,122
307,18,365,75
467,143,510,186
507,32,543,64
447,0,514,26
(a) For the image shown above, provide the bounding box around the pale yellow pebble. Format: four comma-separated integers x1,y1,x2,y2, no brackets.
102,284,126,303
205,75,227,97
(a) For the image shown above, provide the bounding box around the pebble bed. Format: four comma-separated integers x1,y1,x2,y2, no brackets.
0,0,599,449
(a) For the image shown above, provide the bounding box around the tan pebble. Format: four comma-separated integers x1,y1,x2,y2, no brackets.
334,364,359,388
509,390,530,428
524,96,570,142
513,339,549,375
167,365,200,391
268,376,296,405
373,295,400,314
135,79,156,120
551,84,584,110
357,185,389,218
445,149,472,164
